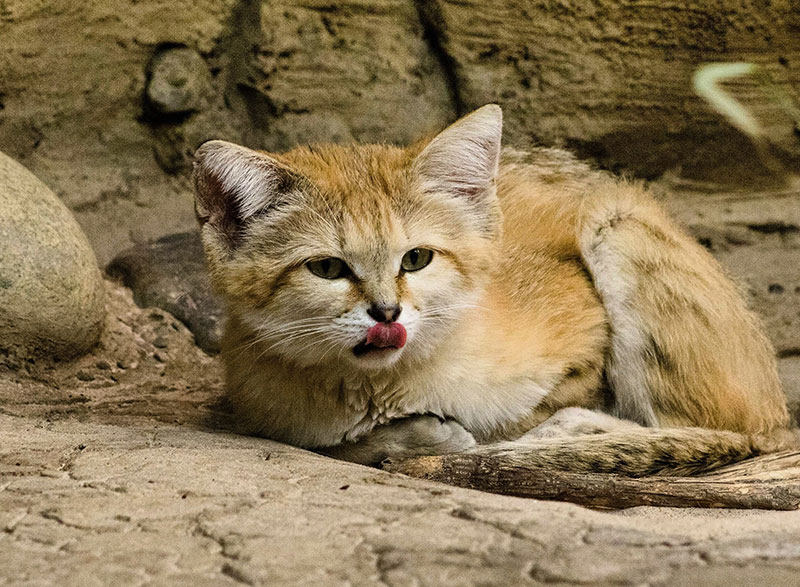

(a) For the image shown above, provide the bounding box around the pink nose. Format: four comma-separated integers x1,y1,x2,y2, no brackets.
366,322,407,349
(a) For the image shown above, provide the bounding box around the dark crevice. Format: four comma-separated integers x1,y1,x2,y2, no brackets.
744,222,800,235
218,0,271,146
221,563,256,586
413,0,464,117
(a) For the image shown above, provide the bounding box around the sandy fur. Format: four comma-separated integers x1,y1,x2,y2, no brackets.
193,105,795,475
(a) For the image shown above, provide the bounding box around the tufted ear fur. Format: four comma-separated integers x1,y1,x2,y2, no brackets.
193,140,299,246
412,104,503,204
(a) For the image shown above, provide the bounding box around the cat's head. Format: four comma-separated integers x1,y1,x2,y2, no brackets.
193,105,503,370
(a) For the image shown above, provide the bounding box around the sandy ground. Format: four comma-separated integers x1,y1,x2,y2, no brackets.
2,267,800,585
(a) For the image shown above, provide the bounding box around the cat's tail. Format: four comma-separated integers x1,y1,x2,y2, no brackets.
467,426,800,477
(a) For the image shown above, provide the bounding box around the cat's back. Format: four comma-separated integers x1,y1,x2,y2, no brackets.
492,147,606,320
476,148,608,406
496,147,605,257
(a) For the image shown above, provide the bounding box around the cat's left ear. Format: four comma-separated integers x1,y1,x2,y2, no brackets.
412,104,502,204
193,140,299,247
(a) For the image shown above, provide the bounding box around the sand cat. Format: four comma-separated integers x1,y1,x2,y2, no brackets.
193,105,795,475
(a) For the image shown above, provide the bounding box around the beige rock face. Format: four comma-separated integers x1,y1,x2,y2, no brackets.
146,47,215,115
0,0,244,265
2,1,797,264
0,152,104,360
249,0,454,149
427,0,800,181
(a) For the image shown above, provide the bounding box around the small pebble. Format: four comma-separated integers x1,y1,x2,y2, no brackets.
146,47,213,115
768,284,785,294
76,370,94,382
153,335,169,348
96,359,111,370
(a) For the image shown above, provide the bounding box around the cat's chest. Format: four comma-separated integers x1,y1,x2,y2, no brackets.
336,375,429,441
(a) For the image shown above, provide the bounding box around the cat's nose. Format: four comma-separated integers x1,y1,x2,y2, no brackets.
367,302,402,323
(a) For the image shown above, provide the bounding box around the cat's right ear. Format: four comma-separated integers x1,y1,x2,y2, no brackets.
412,104,503,204
192,140,297,246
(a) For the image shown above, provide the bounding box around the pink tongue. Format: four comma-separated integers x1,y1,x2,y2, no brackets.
365,322,407,349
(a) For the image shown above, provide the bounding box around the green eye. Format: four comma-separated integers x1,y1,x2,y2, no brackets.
401,248,434,272
307,258,349,279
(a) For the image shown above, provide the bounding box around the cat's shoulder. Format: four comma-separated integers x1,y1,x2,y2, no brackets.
499,146,603,183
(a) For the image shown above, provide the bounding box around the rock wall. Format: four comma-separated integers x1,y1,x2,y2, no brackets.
0,0,242,263
425,0,800,180
0,0,798,263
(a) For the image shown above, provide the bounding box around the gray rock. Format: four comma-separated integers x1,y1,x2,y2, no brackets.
0,151,104,361
146,47,213,115
107,231,223,354
3,414,800,587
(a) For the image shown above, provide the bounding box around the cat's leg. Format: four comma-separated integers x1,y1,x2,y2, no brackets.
319,415,476,465
577,181,789,433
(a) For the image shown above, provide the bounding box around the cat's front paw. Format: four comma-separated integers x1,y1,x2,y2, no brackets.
393,415,477,454
320,414,475,466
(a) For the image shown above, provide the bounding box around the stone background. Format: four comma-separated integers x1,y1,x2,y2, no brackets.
1,0,798,264
2,1,800,584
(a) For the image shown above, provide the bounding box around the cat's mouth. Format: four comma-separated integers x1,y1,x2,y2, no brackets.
353,322,407,357
352,341,398,356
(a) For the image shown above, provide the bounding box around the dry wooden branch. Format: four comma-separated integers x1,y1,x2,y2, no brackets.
383,450,800,510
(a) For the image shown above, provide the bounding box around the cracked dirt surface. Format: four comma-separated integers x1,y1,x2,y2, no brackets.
2,282,800,586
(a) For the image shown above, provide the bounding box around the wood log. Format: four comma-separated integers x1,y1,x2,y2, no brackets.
383,451,800,510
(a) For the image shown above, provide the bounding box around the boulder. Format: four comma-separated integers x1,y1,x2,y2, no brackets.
0,152,104,362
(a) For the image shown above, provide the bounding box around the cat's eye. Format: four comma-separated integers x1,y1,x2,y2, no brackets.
307,257,349,279
401,248,434,272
